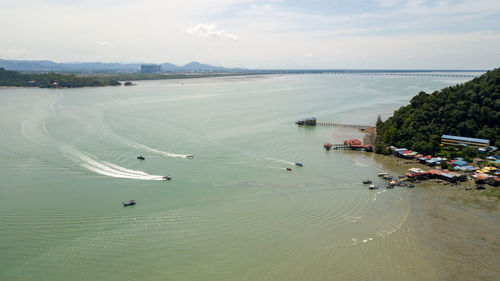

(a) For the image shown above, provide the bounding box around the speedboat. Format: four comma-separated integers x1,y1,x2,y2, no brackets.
363,180,372,184
295,162,303,167
186,155,194,159
163,175,172,180
369,185,378,190
122,200,136,206
137,156,145,160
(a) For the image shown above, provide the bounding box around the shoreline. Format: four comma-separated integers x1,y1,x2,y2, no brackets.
371,153,500,280
0,73,271,89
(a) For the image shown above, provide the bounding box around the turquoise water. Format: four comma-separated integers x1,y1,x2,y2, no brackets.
0,74,473,280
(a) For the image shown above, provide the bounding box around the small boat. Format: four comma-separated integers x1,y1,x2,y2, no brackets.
137,156,145,160
324,142,332,151
286,168,292,171
407,184,415,188
465,187,472,191
378,172,388,177
369,185,378,190
186,155,194,159
163,175,172,180
122,200,136,207
362,180,372,184
295,162,303,167
476,185,486,190
389,180,397,186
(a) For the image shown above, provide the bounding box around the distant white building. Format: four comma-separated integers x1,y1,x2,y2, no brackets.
141,64,161,73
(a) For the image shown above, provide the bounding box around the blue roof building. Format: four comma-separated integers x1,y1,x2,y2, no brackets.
441,134,489,148
453,160,468,166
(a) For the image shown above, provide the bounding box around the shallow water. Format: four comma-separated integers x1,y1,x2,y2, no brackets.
0,74,474,280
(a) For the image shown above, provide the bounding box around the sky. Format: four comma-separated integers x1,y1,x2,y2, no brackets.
0,0,499,69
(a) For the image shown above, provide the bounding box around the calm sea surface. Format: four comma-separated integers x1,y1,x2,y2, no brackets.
0,73,474,280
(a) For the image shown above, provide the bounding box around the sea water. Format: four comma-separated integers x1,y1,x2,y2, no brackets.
0,73,474,280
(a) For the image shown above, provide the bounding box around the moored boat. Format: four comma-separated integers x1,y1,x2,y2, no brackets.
122,200,136,206
363,180,372,184
324,142,332,151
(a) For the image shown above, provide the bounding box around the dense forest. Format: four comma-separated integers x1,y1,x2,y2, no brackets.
375,68,500,156
0,67,120,88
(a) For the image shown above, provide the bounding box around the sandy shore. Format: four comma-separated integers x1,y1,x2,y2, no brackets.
372,153,500,280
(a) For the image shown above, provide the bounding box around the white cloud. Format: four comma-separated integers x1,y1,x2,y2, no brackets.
0,0,499,68
0,48,27,59
377,0,402,7
185,24,240,41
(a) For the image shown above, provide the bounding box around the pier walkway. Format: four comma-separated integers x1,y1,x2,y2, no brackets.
316,122,375,129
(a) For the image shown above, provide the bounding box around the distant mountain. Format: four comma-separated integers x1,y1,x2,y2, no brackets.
160,62,181,71
180,61,243,72
0,59,140,72
161,61,244,72
0,59,245,73
0,59,65,72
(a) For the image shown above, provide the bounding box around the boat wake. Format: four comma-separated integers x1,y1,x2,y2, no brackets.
262,156,295,166
21,93,63,146
99,119,191,158
353,159,369,167
63,147,165,180
129,142,190,159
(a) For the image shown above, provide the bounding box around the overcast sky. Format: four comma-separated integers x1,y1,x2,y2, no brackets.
0,0,499,69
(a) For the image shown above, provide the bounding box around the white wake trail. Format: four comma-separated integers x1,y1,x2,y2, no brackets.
264,156,295,166
109,130,190,159
63,147,165,181
102,161,150,176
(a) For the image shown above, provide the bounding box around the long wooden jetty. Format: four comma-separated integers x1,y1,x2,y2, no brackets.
316,122,375,129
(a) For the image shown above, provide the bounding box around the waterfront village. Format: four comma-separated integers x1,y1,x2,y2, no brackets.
297,118,500,189
332,133,499,188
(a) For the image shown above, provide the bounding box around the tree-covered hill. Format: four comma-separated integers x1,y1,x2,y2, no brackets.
376,68,500,155
0,67,120,88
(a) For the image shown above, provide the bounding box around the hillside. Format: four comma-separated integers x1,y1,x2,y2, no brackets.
0,67,120,88
375,68,500,155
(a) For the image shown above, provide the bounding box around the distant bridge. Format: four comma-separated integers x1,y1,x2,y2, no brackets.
326,72,478,78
